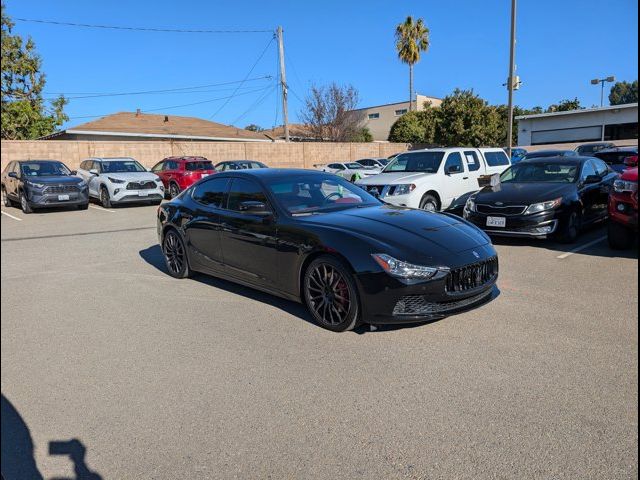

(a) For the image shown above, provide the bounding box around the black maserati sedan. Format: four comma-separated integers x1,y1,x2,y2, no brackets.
157,169,499,331
463,156,618,243
1,160,89,213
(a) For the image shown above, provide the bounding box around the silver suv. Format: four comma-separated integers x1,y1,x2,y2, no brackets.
77,157,164,208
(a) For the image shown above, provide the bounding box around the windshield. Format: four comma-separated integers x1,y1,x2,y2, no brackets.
185,161,214,171
383,152,445,173
101,160,146,173
265,173,380,215
345,163,364,169
500,162,579,183
20,161,71,177
378,159,389,166
525,151,573,159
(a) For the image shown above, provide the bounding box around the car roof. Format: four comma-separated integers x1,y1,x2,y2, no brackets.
519,156,587,165
526,149,575,154
595,146,638,153
16,159,61,163
89,157,136,161
213,168,322,178
165,156,209,162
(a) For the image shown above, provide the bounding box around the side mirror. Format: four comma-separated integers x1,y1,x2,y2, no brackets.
89,169,99,175
239,201,271,216
70,170,77,175
624,155,638,167
8,172,18,179
584,175,601,185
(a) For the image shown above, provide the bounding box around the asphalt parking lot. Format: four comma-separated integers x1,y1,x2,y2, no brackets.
1,203,638,479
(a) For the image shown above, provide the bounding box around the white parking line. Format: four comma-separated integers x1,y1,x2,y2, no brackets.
1,210,22,221
89,205,116,213
557,236,607,259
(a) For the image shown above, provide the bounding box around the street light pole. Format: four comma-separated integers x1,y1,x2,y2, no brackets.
591,76,616,107
506,0,517,157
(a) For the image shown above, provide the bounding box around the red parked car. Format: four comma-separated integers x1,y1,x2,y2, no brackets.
608,167,638,249
151,156,216,198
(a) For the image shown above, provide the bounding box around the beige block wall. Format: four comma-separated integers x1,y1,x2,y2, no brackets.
0,140,413,171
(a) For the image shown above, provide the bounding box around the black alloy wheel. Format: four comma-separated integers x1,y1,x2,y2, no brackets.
19,191,33,214
559,211,581,244
100,187,112,209
169,182,181,199
163,230,191,278
304,256,360,332
419,193,439,212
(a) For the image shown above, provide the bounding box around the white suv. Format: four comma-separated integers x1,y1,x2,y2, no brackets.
356,148,511,211
77,157,165,208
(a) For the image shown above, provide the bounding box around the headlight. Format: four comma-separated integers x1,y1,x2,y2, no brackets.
372,253,444,280
614,179,638,193
26,180,45,189
389,184,415,196
524,197,562,215
465,197,477,212
107,177,125,184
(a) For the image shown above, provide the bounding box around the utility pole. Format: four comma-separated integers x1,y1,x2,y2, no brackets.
276,26,290,142
506,0,518,157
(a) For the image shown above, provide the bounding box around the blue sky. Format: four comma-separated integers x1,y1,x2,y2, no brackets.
6,0,639,130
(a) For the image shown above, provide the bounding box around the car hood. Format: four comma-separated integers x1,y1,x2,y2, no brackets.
25,175,84,185
356,171,434,185
101,172,159,182
473,182,575,205
299,205,491,260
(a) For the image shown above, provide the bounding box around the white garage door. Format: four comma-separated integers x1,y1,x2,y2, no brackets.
531,126,602,144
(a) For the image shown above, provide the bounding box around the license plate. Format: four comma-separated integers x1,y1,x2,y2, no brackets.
487,216,506,228
57,194,70,201
138,191,149,197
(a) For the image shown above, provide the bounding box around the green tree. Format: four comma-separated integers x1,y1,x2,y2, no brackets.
545,98,582,113
350,127,373,142
1,4,67,139
435,89,501,147
609,80,639,105
388,107,438,143
395,16,430,111
494,104,543,146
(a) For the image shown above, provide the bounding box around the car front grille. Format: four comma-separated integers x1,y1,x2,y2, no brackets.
476,204,527,215
445,257,499,294
43,185,80,194
393,288,493,316
126,181,157,190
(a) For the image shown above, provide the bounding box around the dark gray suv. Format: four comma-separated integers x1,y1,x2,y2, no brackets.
1,160,89,213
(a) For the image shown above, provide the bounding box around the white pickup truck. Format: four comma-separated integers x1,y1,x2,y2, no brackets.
355,147,511,211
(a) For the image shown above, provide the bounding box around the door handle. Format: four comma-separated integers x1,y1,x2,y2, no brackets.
463,176,469,180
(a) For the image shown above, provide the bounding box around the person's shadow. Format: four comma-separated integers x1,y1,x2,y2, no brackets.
1,394,102,480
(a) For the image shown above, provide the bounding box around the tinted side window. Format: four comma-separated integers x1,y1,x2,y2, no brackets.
464,151,481,172
227,178,269,212
444,152,464,174
593,159,609,177
581,161,597,179
485,151,510,167
192,178,229,208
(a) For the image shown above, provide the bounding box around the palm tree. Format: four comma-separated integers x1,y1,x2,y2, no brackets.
395,16,430,111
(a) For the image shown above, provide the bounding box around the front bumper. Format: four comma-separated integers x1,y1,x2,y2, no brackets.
111,185,164,204
356,184,418,208
463,208,562,238
609,193,638,231
355,245,498,325
27,188,89,208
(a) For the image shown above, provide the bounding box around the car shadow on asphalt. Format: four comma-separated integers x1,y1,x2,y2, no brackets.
1,394,102,480
490,223,639,260
139,245,497,334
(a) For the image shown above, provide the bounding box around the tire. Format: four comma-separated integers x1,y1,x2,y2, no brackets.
77,203,89,210
168,182,181,199
100,186,112,209
19,191,33,214
419,193,440,212
303,255,360,332
162,229,192,278
608,221,634,250
2,185,15,207
558,211,581,244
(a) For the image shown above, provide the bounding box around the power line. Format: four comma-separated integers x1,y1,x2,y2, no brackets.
14,17,272,34
67,85,273,120
231,84,278,126
209,36,275,119
43,76,272,99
